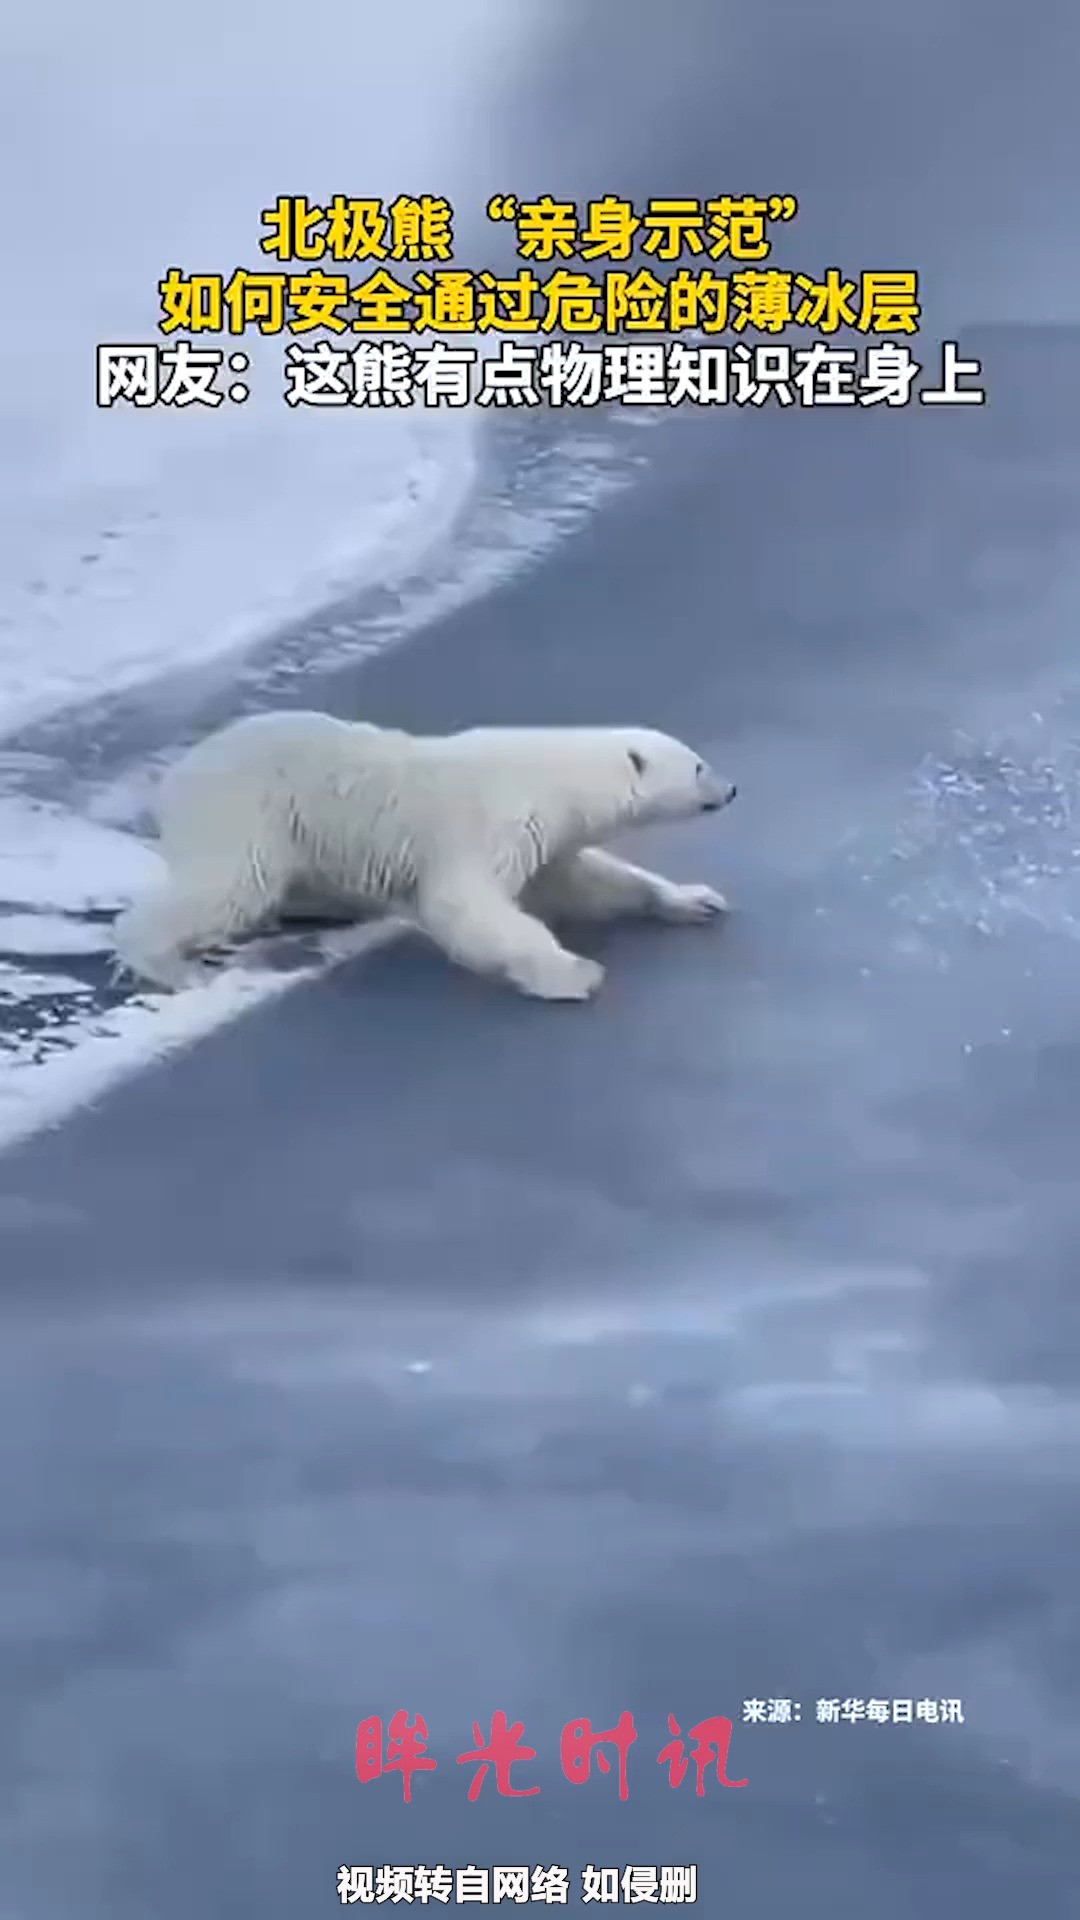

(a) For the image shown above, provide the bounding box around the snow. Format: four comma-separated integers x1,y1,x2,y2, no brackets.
0,0,541,738
0,798,161,912
0,917,113,959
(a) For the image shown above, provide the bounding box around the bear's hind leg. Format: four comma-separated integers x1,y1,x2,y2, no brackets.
112,863,284,990
416,873,604,1002
530,847,727,924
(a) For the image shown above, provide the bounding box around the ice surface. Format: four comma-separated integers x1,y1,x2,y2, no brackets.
0,915,411,1154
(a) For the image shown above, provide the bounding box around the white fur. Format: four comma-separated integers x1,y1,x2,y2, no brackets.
112,711,737,1001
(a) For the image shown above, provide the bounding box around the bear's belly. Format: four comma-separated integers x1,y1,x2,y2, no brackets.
278,879,390,926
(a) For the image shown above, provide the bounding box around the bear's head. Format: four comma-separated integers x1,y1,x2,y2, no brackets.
621,729,737,825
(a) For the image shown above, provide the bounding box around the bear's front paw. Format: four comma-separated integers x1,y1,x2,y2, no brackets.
114,950,206,994
657,882,729,924
516,951,605,1002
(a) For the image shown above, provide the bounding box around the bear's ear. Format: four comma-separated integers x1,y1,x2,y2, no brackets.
628,748,647,777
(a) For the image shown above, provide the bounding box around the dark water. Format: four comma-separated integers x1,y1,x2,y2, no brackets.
4,4,1080,1915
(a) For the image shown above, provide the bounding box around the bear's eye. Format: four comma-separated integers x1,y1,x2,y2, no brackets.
695,760,705,776
628,749,647,776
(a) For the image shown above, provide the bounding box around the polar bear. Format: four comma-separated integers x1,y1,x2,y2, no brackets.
112,710,737,1001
